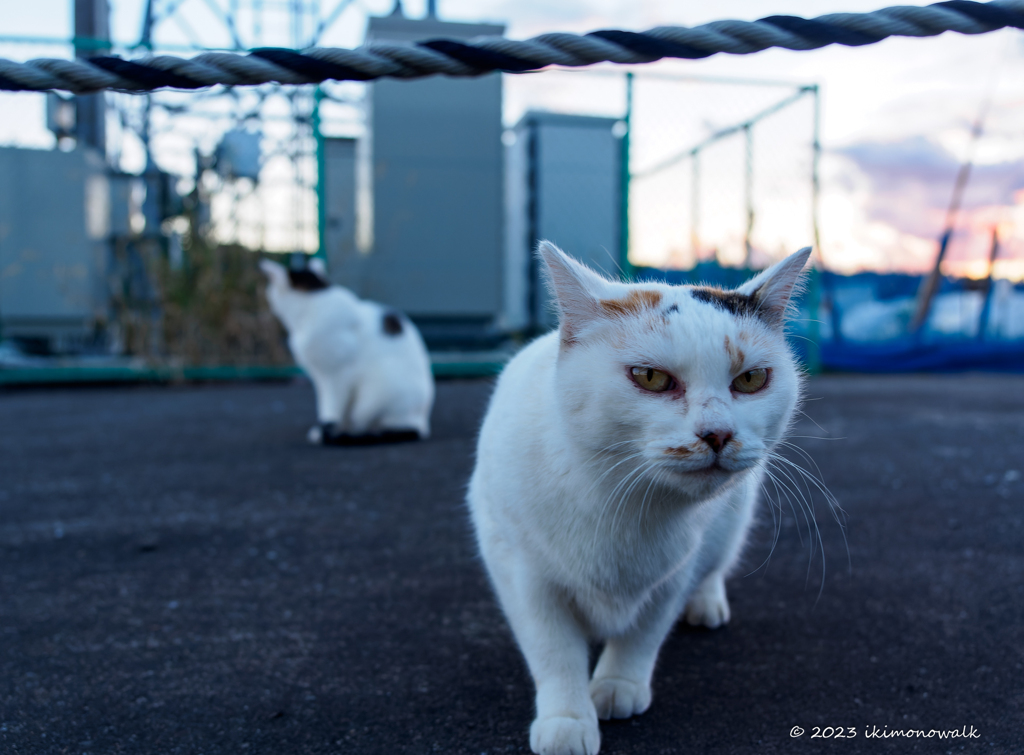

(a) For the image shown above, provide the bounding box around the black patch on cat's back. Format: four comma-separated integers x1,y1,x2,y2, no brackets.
690,287,762,320
288,269,329,292
382,311,404,336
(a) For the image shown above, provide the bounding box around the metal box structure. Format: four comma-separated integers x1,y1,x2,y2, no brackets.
0,147,108,348
507,112,624,332
322,137,358,275
333,13,505,347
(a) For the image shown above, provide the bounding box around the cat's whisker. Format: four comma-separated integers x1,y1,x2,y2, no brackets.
773,438,835,476
793,409,831,437
744,485,777,576
762,474,784,568
637,465,666,529
597,454,646,506
767,450,850,573
593,456,651,553
592,450,646,487
782,435,845,442
604,473,638,543
765,455,819,547
749,438,835,581
769,453,817,513
589,463,632,552
609,461,655,533
582,438,639,467
761,459,824,594
642,468,671,536
744,469,784,577
634,463,664,537
761,461,808,548
768,449,844,526
585,451,648,530
623,460,661,518
786,333,819,346
764,451,835,600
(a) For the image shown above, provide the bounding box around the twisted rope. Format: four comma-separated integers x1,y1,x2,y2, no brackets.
1,0,1022,93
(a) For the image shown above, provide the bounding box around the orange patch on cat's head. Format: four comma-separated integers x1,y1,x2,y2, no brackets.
600,289,663,318
724,335,746,374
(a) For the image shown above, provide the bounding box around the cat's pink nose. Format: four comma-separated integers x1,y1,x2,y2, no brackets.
699,430,733,454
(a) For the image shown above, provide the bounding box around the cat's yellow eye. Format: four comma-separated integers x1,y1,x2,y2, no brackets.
631,367,674,393
732,368,768,394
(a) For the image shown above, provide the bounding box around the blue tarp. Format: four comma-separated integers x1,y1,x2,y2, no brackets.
633,265,1024,373
819,338,1024,373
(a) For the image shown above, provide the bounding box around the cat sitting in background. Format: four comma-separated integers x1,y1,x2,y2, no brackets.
468,241,811,755
260,257,434,444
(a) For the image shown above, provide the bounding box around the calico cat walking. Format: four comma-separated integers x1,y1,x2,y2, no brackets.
261,258,434,444
469,242,811,755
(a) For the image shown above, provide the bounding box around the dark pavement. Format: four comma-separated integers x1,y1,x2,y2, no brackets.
0,374,1021,754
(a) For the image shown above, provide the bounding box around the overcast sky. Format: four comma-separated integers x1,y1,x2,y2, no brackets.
2,0,1023,277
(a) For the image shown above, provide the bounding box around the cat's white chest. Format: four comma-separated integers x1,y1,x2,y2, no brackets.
539,484,708,637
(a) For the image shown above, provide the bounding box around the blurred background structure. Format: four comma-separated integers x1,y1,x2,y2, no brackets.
1,0,1023,381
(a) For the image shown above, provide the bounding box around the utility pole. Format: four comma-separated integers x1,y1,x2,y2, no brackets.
743,123,754,268
74,0,109,158
139,0,163,237
911,88,993,334
620,71,633,279
313,86,326,263
976,227,1000,341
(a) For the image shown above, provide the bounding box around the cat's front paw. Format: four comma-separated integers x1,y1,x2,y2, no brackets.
307,425,323,444
684,575,731,629
529,714,600,755
589,677,652,720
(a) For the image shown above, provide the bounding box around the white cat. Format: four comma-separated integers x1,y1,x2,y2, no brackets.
468,242,811,755
260,257,434,443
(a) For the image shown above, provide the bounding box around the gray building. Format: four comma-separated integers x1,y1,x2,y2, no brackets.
0,147,110,349
322,137,358,275
506,112,624,332
329,12,506,347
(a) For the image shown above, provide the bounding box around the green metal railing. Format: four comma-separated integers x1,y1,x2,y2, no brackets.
0,357,506,387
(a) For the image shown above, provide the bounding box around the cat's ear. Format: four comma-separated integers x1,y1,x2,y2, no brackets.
737,246,812,326
308,257,328,279
538,241,612,343
259,258,287,286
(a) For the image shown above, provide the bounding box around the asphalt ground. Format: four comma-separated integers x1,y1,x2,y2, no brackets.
0,374,1021,755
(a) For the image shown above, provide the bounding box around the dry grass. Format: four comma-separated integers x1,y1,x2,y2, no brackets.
112,230,292,367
